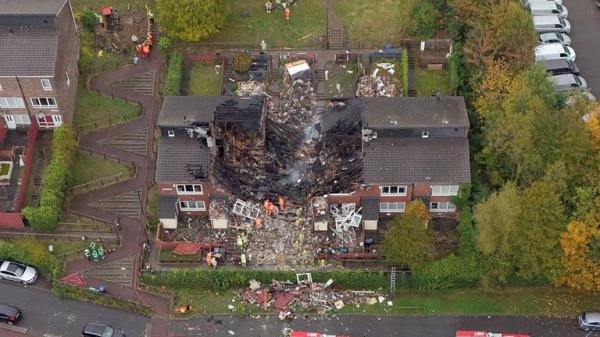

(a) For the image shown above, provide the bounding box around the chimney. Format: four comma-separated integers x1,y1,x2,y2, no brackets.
8,27,13,34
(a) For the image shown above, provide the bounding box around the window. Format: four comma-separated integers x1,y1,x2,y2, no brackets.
0,97,25,108
179,200,206,211
0,83,3,90
65,72,70,87
167,130,175,137
4,114,31,129
31,97,57,108
380,185,407,196
40,79,52,91
380,202,405,213
431,185,459,196
36,114,62,128
421,131,429,138
175,184,203,195
430,202,456,212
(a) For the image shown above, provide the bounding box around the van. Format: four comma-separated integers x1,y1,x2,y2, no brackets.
535,43,575,62
579,312,600,331
521,0,562,6
533,15,571,33
542,58,579,75
538,32,571,46
528,1,568,18
550,74,587,92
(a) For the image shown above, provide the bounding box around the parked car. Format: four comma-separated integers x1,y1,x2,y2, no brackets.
549,74,588,91
0,303,21,325
579,312,600,331
528,0,568,18
456,331,530,337
82,323,125,337
521,0,562,6
535,43,576,62
533,15,571,33
0,261,37,285
542,58,579,75
538,32,571,45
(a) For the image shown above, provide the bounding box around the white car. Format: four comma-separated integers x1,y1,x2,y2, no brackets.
0,261,38,285
535,43,576,62
538,32,571,46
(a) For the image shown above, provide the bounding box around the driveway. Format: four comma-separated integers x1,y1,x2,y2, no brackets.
171,314,597,337
0,282,149,337
564,0,600,97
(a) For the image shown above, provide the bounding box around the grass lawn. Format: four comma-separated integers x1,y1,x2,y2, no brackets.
173,289,271,317
187,63,222,96
71,0,147,13
159,249,200,262
416,68,451,97
73,88,141,133
146,185,159,230
70,152,133,187
333,0,417,48
325,61,358,98
46,241,88,256
205,0,326,48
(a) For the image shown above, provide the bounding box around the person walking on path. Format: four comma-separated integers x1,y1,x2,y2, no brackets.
260,40,267,53
285,6,290,20
265,0,272,13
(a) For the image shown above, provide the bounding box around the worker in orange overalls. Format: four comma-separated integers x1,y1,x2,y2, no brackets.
267,202,276,216
206,252,212,267
278,196,285,212
284,6,290,20
255,217,263,229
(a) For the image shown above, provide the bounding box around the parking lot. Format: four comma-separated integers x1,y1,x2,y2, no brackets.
564,0,600,97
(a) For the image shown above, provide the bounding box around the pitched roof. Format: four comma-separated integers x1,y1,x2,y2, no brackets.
362,97,469,129
0,26,58,76
360,197,379,220
362,137,471,185
158,196,177,219
155,137,211,183
0,0,67,15
157,96,263,127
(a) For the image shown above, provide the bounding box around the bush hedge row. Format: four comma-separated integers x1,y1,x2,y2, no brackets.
0,239,62,280
401,49,409,93
163,52,183,96
140,269,391,292
23,126,78,231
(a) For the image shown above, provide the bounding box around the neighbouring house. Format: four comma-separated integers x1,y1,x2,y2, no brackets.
0,0,79,228
326,96,471,230
0,0,80,129
155,96,265,229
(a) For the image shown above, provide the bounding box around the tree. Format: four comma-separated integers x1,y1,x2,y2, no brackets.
558,216,600,290
233,52,252,73
405,199,431,223
409,1,439,38
80,11,99,32
157,0,228,42
382,215,434,269
473,182,520,283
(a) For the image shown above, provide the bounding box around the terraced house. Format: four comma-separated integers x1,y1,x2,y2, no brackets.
0,0,79,129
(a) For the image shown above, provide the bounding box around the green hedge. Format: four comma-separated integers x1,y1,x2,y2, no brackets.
140,269,391,292
411,255,481,289
53,282,153,316
23,126,78,231
401,49,409,93
163,52,183,96
0,239,62,280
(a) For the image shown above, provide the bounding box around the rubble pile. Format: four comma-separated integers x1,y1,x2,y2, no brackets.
237,278,387,316
356,75,398,97
271,79,317,127
236,80,266,96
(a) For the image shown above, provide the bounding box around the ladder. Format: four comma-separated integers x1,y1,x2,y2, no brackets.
390,266,397,294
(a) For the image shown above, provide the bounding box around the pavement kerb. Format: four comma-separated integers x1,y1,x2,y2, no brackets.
0,322,28,334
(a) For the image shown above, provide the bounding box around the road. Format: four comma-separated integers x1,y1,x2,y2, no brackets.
565,0,600,97
171,314,599,337
0,281,149,337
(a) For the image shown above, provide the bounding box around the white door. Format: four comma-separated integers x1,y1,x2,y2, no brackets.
3,115,16,130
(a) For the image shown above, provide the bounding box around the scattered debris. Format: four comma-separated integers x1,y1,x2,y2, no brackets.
236,80,266,96
356,75,399,97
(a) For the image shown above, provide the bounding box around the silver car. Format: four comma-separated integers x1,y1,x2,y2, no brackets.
579,312,600,331
0,261,38,285
538,32,571,46
549,74,587,92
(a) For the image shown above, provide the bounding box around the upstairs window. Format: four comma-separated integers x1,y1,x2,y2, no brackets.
380,185,407,196
175,184,203,195
41,79,52,91
179,200,206,211
31,97,57,108
0,97,25,108
431,185,459,196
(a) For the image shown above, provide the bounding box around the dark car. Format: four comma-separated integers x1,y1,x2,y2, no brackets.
542,58,579,75
0,303,21,325
82,323,125,337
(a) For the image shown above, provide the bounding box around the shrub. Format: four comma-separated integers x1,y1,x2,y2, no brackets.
401,49,409,93
410,1,439,39
448,54,459,95
158,36,171,54
0,239,62,280
411,254,481,289
23,126,78,231
163,52,183,96
232,52,252,73
80,11,99,32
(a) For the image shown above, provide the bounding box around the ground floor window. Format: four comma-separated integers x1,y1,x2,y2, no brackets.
36,114,62,128
179,200,206,211
3,114,30,129
430,202,456,212
379,202,406,212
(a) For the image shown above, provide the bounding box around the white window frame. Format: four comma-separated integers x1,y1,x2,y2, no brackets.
30,97,57,108
0,83,3,90
36,113,61,128
421,131,429,138
379,202,406,213
167,130,175,137
12,114,30,126
40,79,52,91
431,185,459,196
429,202,456,212
65,72,70,87
179,200,206,211
175,184,203,195
0,97,25,108
380,185,407,196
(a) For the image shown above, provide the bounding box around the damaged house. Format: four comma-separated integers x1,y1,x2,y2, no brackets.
155,96,265,229
324,96,471,231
